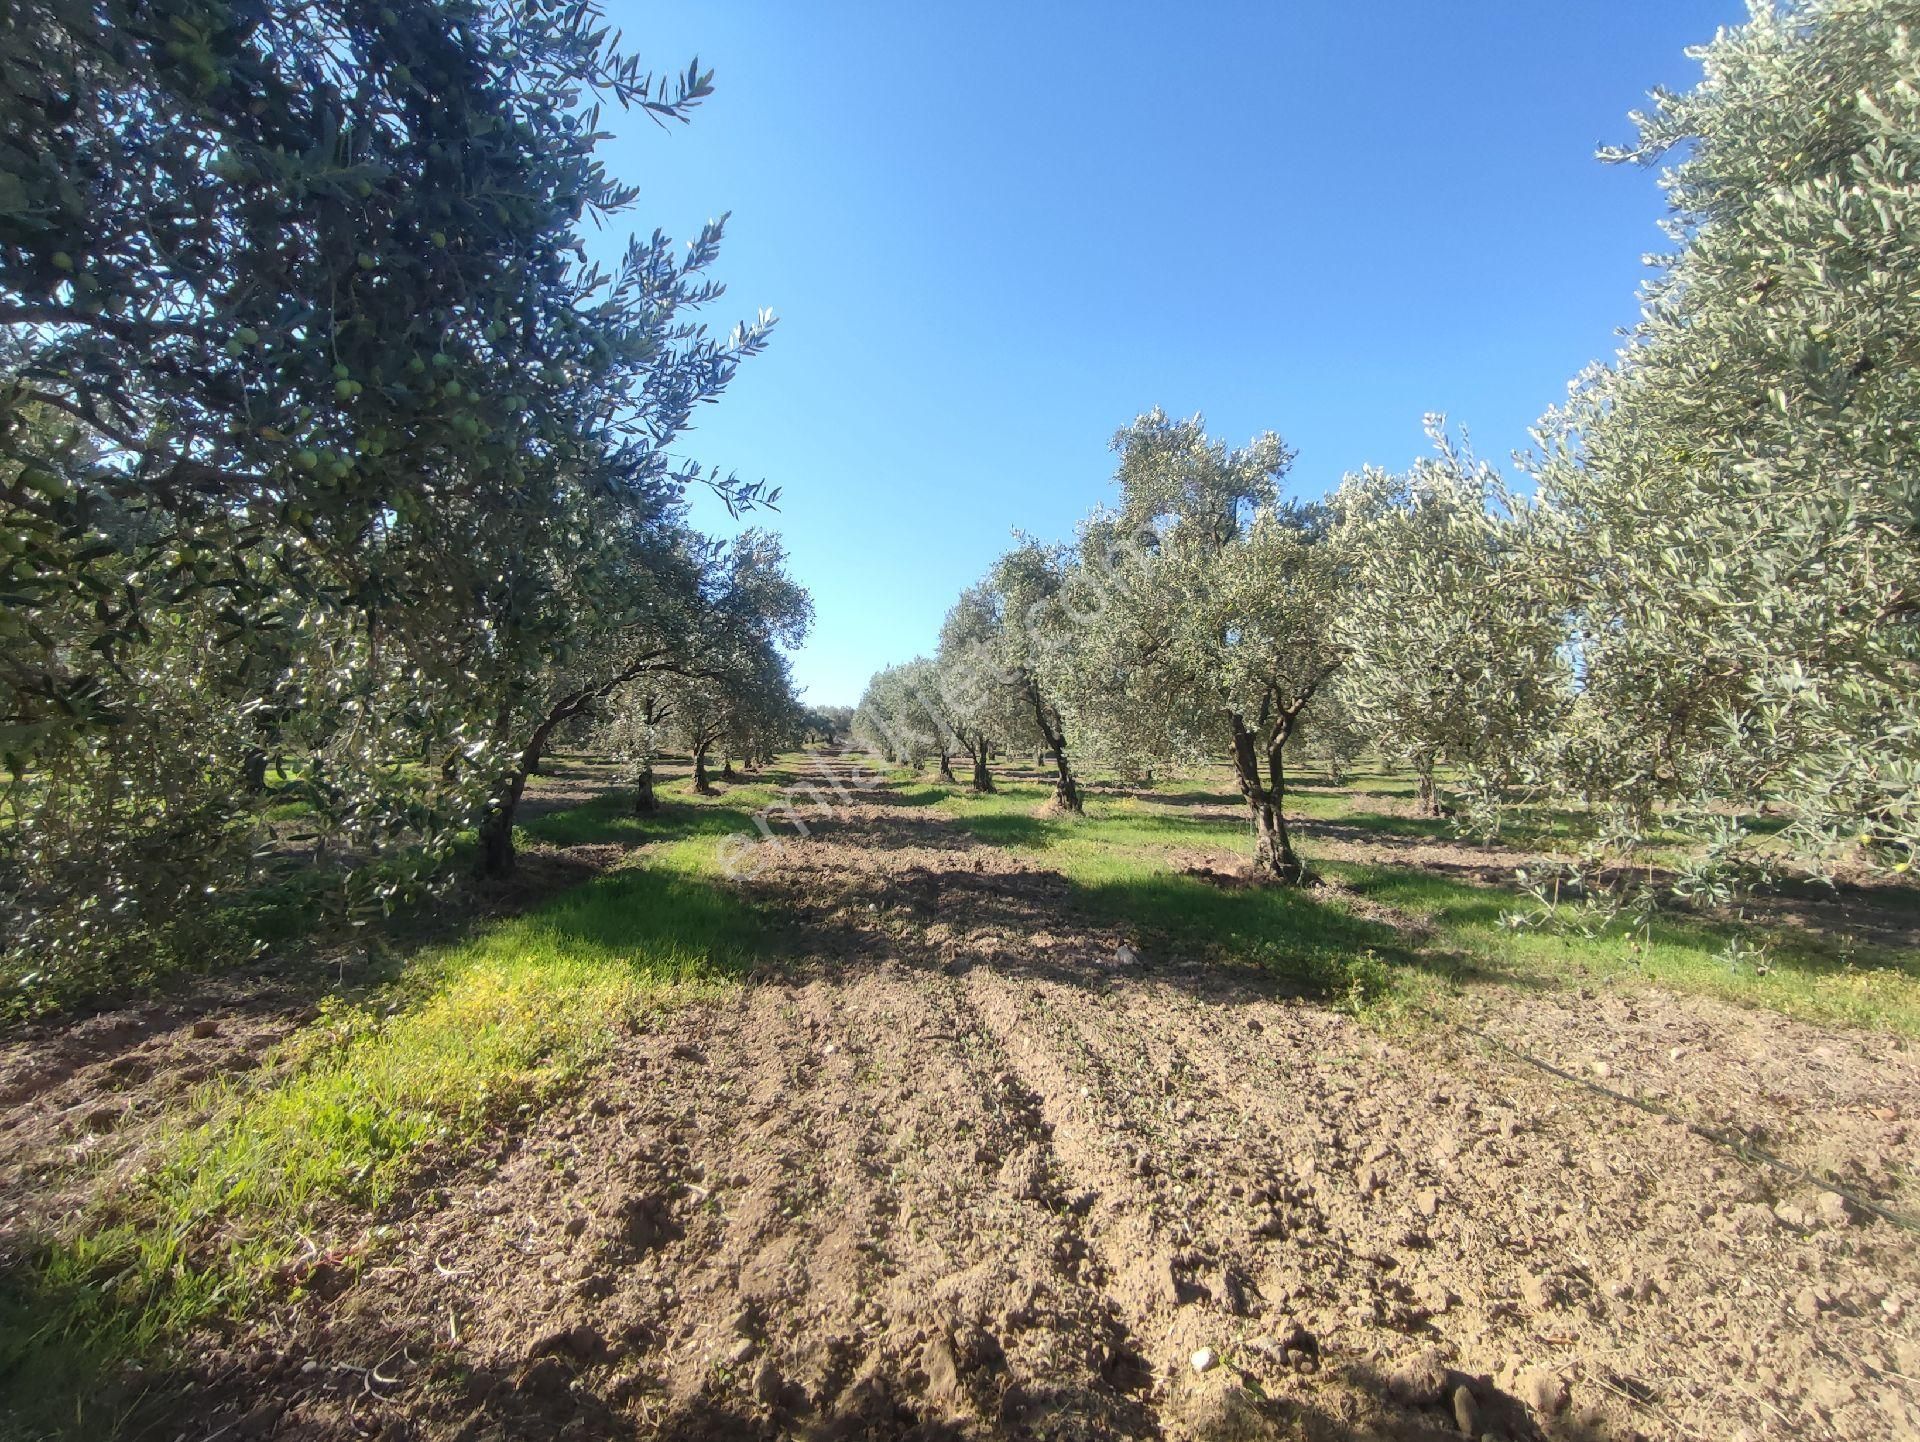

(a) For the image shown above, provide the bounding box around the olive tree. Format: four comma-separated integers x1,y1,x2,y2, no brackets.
1,0,777,984
653,533,810,802
984,543,1087,812
933,584,1029,794
602,685,672,815
1330,421,1571,824
1532,0,1920,876
819,705,856,744
722,648,807,771
1058,411,1346,883
853,660,946,772
468,510,711,875
800,705,853,745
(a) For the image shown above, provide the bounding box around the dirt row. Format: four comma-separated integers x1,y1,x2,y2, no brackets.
3,759,1917,1440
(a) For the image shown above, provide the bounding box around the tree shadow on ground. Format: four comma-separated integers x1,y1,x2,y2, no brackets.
1305,811,1455,841
522,790,766,849
87,1299,1632,1442
733,840,1506,1008
0,757,1661,1442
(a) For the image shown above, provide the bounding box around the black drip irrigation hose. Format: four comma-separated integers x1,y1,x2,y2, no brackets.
1442,1012,1920,1235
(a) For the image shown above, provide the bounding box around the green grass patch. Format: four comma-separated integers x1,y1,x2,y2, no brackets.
931,774,1920,1032
1336,862,1920,1035
0,801,762,1438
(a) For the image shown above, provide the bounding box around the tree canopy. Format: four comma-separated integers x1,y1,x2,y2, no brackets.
0,0,803,1004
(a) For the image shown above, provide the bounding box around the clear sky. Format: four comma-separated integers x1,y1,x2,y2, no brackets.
597,2,1744,706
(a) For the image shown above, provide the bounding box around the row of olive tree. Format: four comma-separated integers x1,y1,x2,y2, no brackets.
854,411,1552,884
856,0,1918,890
0,0,808,1004
596,533,811,811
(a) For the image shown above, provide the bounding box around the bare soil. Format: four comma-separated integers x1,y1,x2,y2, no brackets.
5,760,1918,1441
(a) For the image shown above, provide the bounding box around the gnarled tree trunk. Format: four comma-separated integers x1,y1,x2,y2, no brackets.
1415,760,1442,816
1231,717,1309,885
634,757,657,814
1048,748,1081,813
939,750,957,783
693,745,716,794
473,649,675,878
969,734,994,793
1025,680,1081,814
476,762,531,878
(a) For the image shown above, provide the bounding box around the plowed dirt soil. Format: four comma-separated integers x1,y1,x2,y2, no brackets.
3,759,1916,1441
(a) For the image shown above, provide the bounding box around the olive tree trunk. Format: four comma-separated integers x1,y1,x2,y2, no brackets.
1025,680,1082,814
969,735,995,793
1415,761,1441,816
1231,720,1309,885
474,650,674,878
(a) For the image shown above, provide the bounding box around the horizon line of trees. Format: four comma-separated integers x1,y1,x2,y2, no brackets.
856,0,1919,902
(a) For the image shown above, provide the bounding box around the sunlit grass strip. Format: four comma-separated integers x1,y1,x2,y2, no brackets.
0,833,756,1435
1335,862,1920,1037
930,778,1920,1035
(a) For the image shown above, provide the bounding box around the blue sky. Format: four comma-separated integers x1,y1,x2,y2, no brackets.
598,2,1743,706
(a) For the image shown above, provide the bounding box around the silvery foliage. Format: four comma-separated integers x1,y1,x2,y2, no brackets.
1329,420,1572,833
1,0,778,989
852,658,947,768
1052,410,1347,879
653,532,812,771
931,584,999,739
601,684,670,799
1530,0,1920,886
938,543,1086,802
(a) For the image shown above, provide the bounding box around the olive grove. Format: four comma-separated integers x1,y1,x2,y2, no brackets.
863,0,1919,895
1328,422,1570,826
0,0,807,1003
